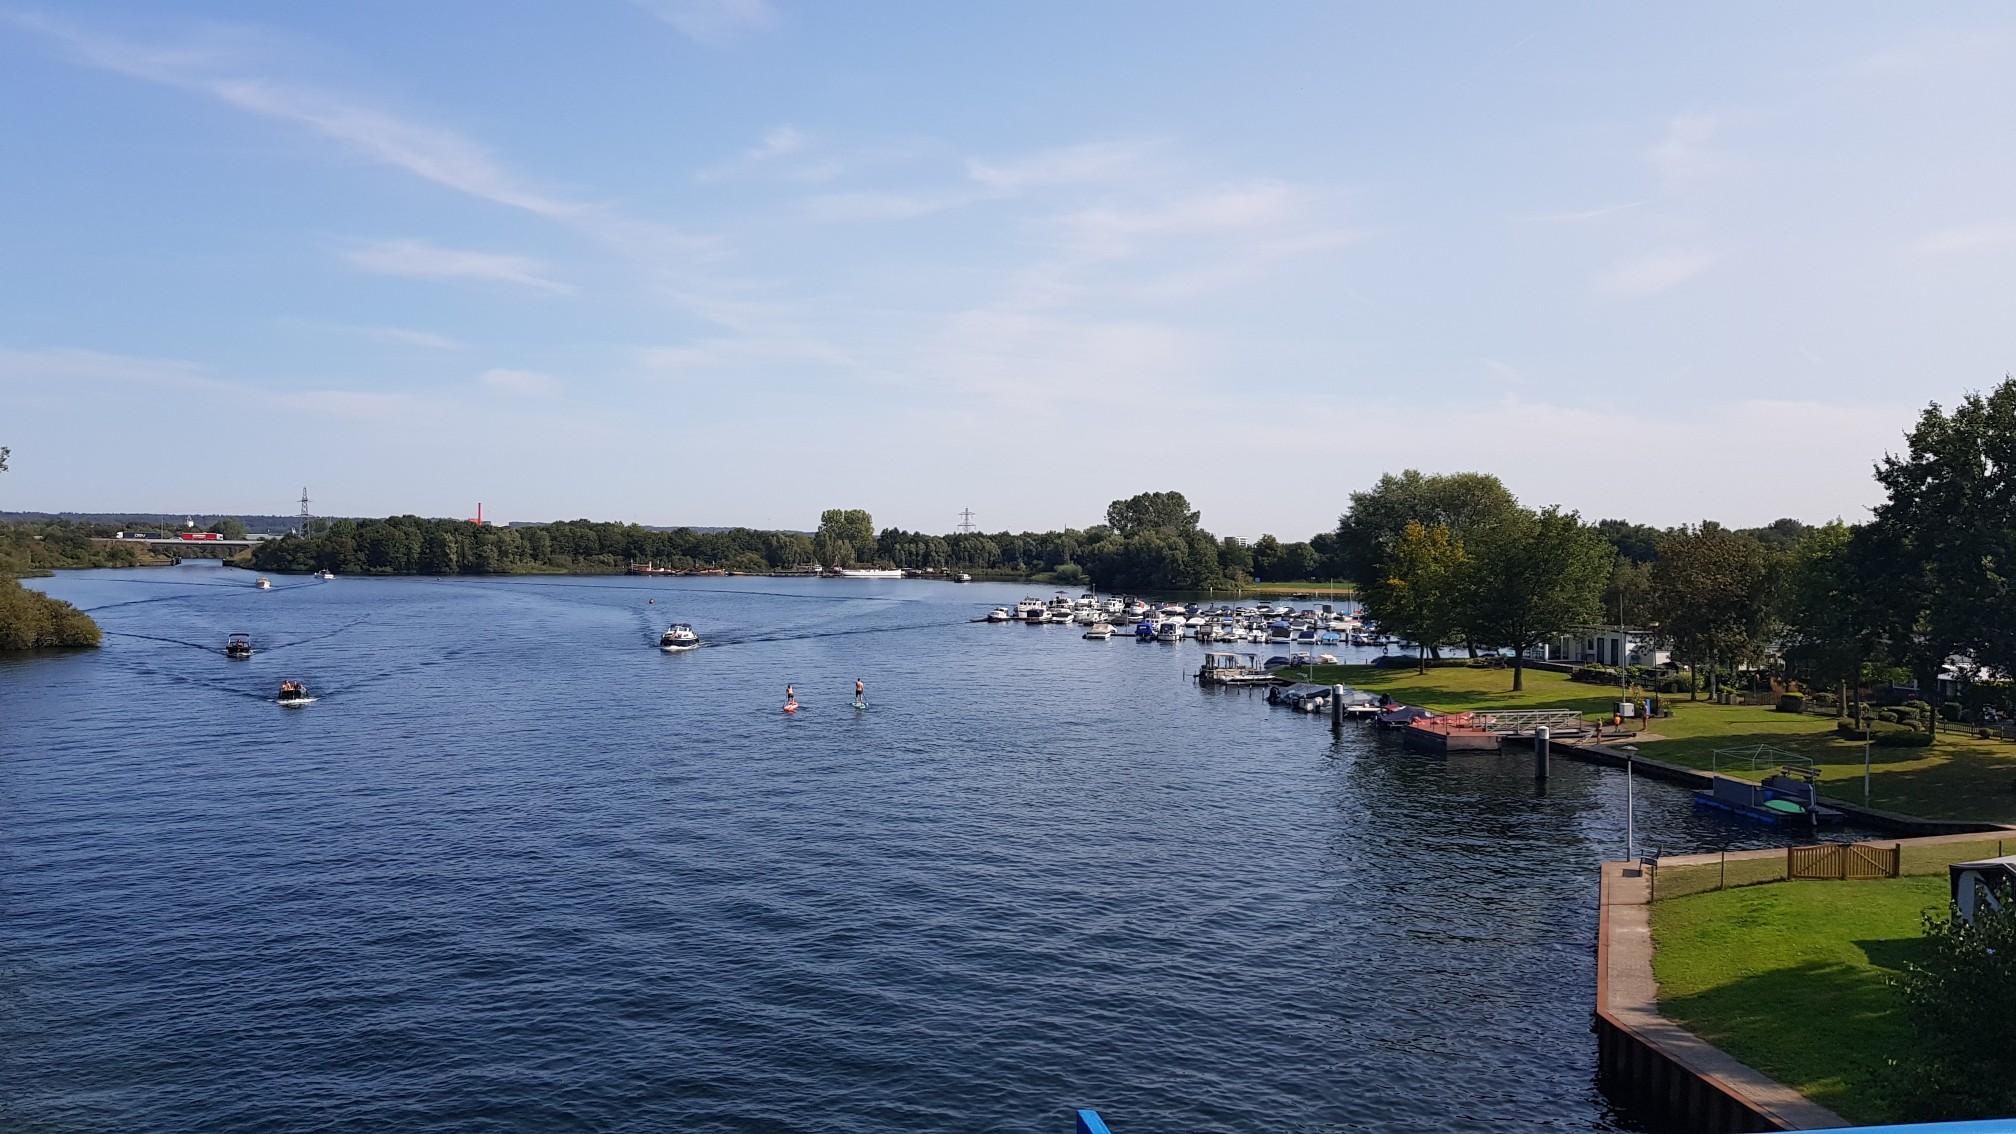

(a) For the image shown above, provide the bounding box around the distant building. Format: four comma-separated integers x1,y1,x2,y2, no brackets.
1533,626,1669,668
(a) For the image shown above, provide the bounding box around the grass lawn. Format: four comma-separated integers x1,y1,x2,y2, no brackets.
1288,663,2016,822
1238,580,1359,597
1650,876,1948,1124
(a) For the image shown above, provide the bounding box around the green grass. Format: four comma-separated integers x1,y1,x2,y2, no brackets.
1650,877,1948,1124
1290,663,2016,821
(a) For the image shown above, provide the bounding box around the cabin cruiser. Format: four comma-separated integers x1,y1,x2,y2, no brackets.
1083,622,1114,640
1025,607,1050,624
1124,599,1150,618
1074,608,1102,625
1155,619,1184,642
1014,598,1046,620
1267,621,1293,643
986,607,1011,623
1135,620,1157,639
956,573,972,582
658,623,701,652
1295,627,1320,646
255,577,272,590
224,633,254,659
276,680,315,706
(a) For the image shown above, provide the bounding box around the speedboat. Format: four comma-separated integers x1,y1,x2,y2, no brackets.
1125,600,1150,618
986,607,1011,623
956,573,972,583
1083,622,1113,640
658,623,701,652
1135,620,1157,639
255,577,272,590
317,570,336,580
276,680,315,707
224,633,254,659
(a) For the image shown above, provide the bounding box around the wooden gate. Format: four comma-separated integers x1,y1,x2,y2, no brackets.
1788,842,1899,880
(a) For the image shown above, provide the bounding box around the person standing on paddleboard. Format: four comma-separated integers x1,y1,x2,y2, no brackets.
854,677,866,707
784,683,797,711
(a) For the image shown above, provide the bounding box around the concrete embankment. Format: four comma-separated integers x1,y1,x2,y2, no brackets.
1594,861,1847,1132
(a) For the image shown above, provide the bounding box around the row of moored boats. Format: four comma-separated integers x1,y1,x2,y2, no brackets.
984,593,1387,645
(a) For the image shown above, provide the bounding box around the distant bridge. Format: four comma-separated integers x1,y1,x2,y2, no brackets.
94,537,261,560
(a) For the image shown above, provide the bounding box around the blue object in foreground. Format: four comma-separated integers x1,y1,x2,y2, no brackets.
1814,1124,2016,1133
1075,1109,1112,1134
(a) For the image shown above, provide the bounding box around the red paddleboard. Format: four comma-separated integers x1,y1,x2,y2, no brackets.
784,704,798,714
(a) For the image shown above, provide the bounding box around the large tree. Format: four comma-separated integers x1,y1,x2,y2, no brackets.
1777,520,1865,714
816,508,875,567
1333,470,1518,585
1364,521,1467,673
1104,491,1200,537
1461,507,1610,691
1648,522,1778,698
1864,380,2016,723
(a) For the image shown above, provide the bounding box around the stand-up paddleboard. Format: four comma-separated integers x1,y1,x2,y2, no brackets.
853,700,867,711
784,703,799,714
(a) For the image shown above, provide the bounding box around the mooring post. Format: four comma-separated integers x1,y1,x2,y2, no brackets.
1534,725,1551,780
1331,684,1345,731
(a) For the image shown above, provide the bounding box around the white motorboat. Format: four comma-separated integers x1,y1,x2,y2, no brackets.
276,680,314,706
658,623,701,652
1155,619,1183,642
1014,598,1046,620
317,570,336,580
986,607,1011,623
1083,622,1113,640
255,577,272,590
1025,608,1050,624
1074,608,1102,625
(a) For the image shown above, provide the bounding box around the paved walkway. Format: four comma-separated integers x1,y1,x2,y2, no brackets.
1600,862,1847,1130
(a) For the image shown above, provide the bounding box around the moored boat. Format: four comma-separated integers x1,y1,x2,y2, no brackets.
1083,622,1113,640
986,607,1011,623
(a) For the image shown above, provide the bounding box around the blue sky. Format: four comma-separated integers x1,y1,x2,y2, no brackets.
2,2,2012,537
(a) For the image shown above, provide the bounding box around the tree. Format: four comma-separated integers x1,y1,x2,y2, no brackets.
1778,521,1865,713
1649,523,1778,699
1334,470,1518,585
1462,508,1610,691
1364,522,1467,673
206,518,248,540
1250,534,1282,579
816,509,875,566
1594,518,1662,564
1276,541,1317,580
1104,491,1200,537
1602,557,1654,623
418,528,459,575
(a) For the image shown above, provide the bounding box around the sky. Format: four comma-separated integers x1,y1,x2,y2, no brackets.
1,2,2012,538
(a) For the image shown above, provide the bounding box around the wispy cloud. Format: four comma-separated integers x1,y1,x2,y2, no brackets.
362,326,463,350
479,368,562,396
1647,114,1724,185
801,189,978,223
0,346,234,394
639,337,852,374
966,140,1155,192
342,239,575,293
1594,249,1719,297
1062,181,1312,259
1523,200,1650,224
1911,221,2016,255
630,0,778,46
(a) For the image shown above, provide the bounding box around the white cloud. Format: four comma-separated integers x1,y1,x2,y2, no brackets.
1523,200,1649,224
748,125,804,160
966,140,1154,192
630,0,778,46
802,190,977,223
639,337,852,373
0,346,232,393
1063,182,1312,259
1911,222,2016,255
362,326,463,350
1594,249,1719,297
342,239,575,293
479,368,561,396
1647,114,1723,184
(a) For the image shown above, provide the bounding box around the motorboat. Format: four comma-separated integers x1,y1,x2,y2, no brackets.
317,570,336,580
276,680,316,707
956,573,972,583
1083,622,1114,640
1295,628,1320,646
986,607,1011,623
224,633,254,659
1125,600,1150,618
1074,608,1102,625
255,577,272,590
1267,621,1293,643
1014,598,1046,620
1025,608,1050,624
1155,619,1183,642
658,623,701,652
1135,620,1157,639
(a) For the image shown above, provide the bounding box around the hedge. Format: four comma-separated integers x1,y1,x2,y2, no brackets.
1874,729,1936,748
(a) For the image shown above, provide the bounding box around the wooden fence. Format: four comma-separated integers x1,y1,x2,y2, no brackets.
1787,842,1900,881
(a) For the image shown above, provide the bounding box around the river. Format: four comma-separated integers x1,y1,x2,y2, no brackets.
3,565,1823,1133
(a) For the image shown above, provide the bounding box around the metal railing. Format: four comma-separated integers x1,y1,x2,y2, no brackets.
1476,709,1588,734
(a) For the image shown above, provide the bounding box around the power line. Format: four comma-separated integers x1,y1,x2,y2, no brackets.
957,507,976,534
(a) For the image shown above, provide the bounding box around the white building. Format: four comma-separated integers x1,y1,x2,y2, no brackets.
1533,626,1669,668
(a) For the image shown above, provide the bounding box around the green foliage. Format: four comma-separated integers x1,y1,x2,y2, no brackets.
0,520,152,575
1874,728,1935,748
1050,562,1086,585
1460,506,1611,690
1942,700,1963,722
815,508,875,567
1333,469,1518,585
205,518,248,539
1838,720,1870,739
1777,692,1806,712
1363,521,1466,670
1104,491,1199,537
0,578,101,649
1891,902,2016,1120
1650,521,1781,676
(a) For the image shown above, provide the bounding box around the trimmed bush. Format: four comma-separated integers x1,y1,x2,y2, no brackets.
1777,692,1806,713
1879,708,1905,724
1874,729,1936,748
1942,701,1964,722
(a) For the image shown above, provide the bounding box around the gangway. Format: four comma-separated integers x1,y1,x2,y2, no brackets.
1475,709,1588,735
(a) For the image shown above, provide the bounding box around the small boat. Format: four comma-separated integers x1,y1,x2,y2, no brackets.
317,570,336,580
986,607,1011,623
658,623,701,652
1083,622,1113,640
1025,608,1050,624
224,633,254,659
956,573,972,583
255,577,272,590
1014,598,1046,620
1155,620,1183,642
276,680,315,706
1074,608,1102,625
1135,620,1157,639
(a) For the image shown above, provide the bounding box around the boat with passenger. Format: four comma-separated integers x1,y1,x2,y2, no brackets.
255,577,272,590
276,680,316,706
658,624,701,652
317,570,336,580
224,633,254,659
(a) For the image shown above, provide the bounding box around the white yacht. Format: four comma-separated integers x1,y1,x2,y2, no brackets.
1083,622,1113,640
1074,608,1102,625
986,607,1011,623
1014,598,1046,620
1155,619,1184,642
658,623,701,652
1025,607,1050,624
316,570,336,580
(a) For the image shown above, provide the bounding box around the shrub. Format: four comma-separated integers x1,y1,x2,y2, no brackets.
1874,729,1935,748
1777,692,1806,713
1889,903,2016,1120
1942,701,1964,722
1569,665,1618,685
1905,699,1933,717
1878,708,1905,724
1980,728,1996,740
1837,720,1870,739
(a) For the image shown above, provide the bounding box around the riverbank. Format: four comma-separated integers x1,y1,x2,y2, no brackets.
1648,875,1946,1125
1290,663,2016,823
